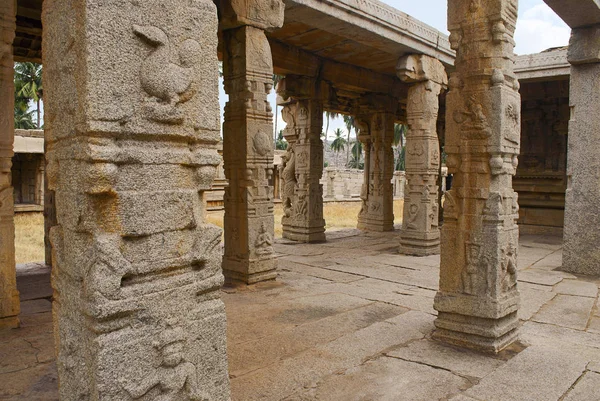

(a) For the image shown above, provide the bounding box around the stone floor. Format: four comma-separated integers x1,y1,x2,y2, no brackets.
1,229,600,400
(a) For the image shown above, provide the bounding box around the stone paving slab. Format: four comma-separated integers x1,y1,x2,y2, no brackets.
554,279,599,298
518,268,575,286
532,294,595,330
563,371,600,401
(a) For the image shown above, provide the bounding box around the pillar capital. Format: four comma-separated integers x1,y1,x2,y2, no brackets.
568,24,600,65
218,0,284,31
397,54,448,87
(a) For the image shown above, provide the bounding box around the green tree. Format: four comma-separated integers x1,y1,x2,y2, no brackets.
14,107,36,129
348,140,363,169
343,115,355,165
272,74,284,148
330,128,346,167
14,62,43,129
275,130,288,150
393,124,407,171
324,111,339,140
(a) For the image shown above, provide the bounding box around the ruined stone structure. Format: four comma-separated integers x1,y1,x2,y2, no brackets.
42,0,230,399
397,54,447,255
433,0,522,352
220,0,283,283
0,0,19,330
12,130,45,213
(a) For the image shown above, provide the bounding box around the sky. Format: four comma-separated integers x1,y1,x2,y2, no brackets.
219,0,571,143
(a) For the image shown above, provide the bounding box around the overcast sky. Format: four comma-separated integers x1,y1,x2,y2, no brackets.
220,0,571,141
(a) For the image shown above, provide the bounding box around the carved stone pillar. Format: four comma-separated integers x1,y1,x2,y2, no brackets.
43,0,230,398
397,55,447,256
562,25,600,275
433,0,521,353
220,0,283,283
0,0,19,330
356,96,395,232
277,76,326,242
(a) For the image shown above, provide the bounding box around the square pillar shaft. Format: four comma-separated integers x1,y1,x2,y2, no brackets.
222,25,277,284
0,0,19,330
357,100,396,232
278,76,326,242
433,0,521,353
397,55,447,256
562,24,600,275
43,0,230,398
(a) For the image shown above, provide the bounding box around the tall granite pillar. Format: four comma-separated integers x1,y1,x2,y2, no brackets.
220,0,283,284
433,0,521,353
562,25,600,275
278,76,326,242
397,55,447,256
43,0,230,398
0,0,19,330
356,96,395,232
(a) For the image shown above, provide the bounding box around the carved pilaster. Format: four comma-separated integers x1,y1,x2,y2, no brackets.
277,75,325,242
433,0,521,353
0,0,19,330
43,0,230,398
356,95,395,232
397,54,447,256
221,0,283,283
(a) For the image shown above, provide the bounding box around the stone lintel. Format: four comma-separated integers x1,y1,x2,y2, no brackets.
544,0,600,29
397,54,448,87
218,0,284,31
568,25,600,65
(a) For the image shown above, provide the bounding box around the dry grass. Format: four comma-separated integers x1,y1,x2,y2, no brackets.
14,212,45,264
206,199,404,238
13,201,405,263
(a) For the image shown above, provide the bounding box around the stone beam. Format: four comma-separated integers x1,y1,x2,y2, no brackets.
433,0,521,353
43,0,230,398
515,48,570,81
0,0,20,330
543,0,600,28
269,39,407,99
397,54,447,256
221,0,283,284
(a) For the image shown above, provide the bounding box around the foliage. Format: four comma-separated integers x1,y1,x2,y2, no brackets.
324,111,339,139
347,140,364,169
393,124,407,171
343,115,355,165
14,62,43,129
275,130,288,150
395,145,406,171
14,107,36,129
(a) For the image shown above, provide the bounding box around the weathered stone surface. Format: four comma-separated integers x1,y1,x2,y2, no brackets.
465,344,589,401
518,288,555,321
43,0,230,398
0,0,19,330
562,24,600,275
563,371,600,401
278,76,326,243
222,18,277,283
397,54,447,256
356,95,396,232
518,268,571,286
434,0,521,353
532,294,595,330
387,339,505,379
554,279,598,298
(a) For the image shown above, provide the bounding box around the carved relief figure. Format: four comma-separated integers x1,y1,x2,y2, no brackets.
133,25,200,123
122,323,207,400
281,144,296,217
453,95,491,138
462,242,481,295
501,243,517,292
255,223,274,257
406,203,419,229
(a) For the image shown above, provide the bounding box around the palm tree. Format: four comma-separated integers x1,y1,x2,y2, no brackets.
14,62,43,129
330,128,347,167
273,74,284,148
324,111,339,140
14,106,36,129
349,140,363,169
393,124,407,171
343,115,355,165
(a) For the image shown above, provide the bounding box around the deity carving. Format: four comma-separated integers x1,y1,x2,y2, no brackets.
406,203,419,230
461,242,482,295
133,25,201,124
501,243,517,293
255,223,274,257
281,144,297,218
453,96,491,139
122,322,207,400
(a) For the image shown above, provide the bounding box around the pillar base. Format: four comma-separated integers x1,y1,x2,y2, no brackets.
357,218,394,232
433,312,519,354
399,230,440,256
0,316,19,330
282,225,326,243
223,257,277,284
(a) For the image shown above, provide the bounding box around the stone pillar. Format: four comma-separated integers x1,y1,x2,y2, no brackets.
433,0,521,353
220,0,283,284
277,76,326,242
43,0,230,398
397,55,447,256
356,96,395,232
562,25,600,275
0,0,19,330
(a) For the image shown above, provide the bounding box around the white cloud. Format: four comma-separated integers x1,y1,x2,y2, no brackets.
514,3,570,55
